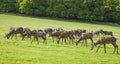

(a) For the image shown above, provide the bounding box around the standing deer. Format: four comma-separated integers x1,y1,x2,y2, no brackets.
75,32,93,46
30,30,46,44
91,35,118,54
99,29,113,36
22,28,32,40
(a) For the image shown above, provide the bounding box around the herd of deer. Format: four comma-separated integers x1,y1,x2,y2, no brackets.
5,27,118,54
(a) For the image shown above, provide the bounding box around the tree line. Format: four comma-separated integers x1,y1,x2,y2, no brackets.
0,0,120,23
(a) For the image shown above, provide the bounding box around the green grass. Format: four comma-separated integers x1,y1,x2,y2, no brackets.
0,14,120,64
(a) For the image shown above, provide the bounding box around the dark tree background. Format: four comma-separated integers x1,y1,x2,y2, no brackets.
0,0,120,23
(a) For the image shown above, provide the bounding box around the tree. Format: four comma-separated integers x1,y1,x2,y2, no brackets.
19,0,47,16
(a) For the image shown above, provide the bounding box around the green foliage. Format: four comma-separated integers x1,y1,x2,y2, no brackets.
0,0,120,23
46,0,80,18
19,0,47,16
0,0,17,12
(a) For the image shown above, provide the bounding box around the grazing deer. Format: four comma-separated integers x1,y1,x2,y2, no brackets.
5,27,24,40
57,31,75,44
22,28,32,40
75,32,93,46
100,30,113,36
30,30,47,44
102,31,113,36
91,35,118,54
57,31,68,44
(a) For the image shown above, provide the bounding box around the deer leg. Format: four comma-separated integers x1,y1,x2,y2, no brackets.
68,37,71,44
113,46,116,54
20,33,24,40
90,38,93,44
31,37,35,44
28,34,31,39
112,43,116,54
103,44,106,53
113,44,119,54
62,38,64,43
42,36,47,45
22,34,27,40
112,43,119,54
61,38,63,44
116,45,119,54
52,37,55,43
11,34,14,40
85,39,87,46
15,34,17,40
81,39,84,46
64,38,67,44
35,37,39,45
71,36,74,44
22,35,25,40
57,38,60,44
96,44,101,52
115,45,119,54
75,38,82,46
69,36,74,44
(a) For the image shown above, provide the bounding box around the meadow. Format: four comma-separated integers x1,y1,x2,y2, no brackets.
0,14,120,64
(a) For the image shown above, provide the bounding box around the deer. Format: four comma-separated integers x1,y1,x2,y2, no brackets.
91,30,101,36
100,30,113,36
22,28,32,40
75,32,93,46
51,31,63,43
57,30,75,44
5,27,24,40
30,30,47,44
44,28,55,37
73,29,86,37
91,35,118,54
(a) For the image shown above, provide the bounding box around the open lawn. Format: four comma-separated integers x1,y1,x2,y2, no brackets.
0,14,120,64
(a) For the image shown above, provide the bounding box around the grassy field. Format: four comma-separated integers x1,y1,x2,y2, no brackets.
0,14,120,64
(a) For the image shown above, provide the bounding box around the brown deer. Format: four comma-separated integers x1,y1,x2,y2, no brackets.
57,31,68,44
51,31,63,43
100,30,113,36
73,29,86,37
44,28,55,37
66,30,75,44
30,30,46,44
91,30,101,36
75,32,93,46
57,31,75,44
91,35,118,54
5,27,24,40
22,28,32,40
